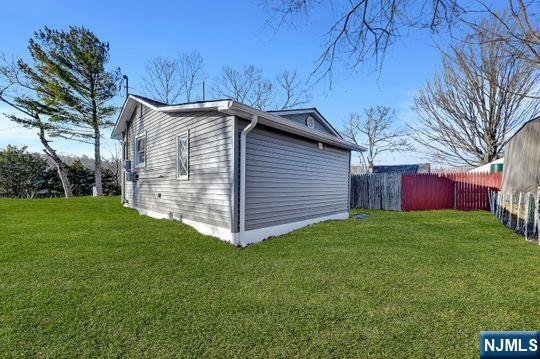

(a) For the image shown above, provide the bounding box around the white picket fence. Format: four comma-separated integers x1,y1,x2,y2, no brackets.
489,187,540,243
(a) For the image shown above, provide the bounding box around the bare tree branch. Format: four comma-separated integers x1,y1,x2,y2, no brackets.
275,70,311,109
467,0,540,67
179,51,206,102
142,56,183,104
212,65,274,109
262,0,464,82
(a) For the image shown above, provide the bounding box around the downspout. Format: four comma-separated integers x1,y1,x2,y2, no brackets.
239,114,258,246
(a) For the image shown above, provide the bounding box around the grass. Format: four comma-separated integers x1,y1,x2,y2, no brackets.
1,197,539,358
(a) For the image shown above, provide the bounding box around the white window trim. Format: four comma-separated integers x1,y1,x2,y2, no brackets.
134,132,147,169
176,130,190,180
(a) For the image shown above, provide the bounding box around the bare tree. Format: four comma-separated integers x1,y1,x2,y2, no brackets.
142,56,183,104
213,66,312,110
0,54,73,197
179,51,205,102
212,65,274,109
341,106,411,172
275,70,310,110
411,20,539,167
142,51,206,104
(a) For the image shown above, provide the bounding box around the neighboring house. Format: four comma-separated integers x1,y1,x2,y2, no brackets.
350,164,430,175
502,117,540,194
468,158,504,173
372,164,431,174
111,95,365,247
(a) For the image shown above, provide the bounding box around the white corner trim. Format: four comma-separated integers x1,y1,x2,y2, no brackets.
239,211,349,247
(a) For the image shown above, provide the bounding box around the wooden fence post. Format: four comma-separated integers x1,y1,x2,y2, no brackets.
508,193,514,228
453,181,457,210
495,191,500,219
516,192,522,231
497,191,503,221
524,193,530,241
534,186,540,245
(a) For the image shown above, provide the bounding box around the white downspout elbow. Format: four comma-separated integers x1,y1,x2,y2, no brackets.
239,114,258,246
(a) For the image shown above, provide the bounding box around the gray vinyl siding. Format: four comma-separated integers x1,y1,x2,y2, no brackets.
502,119,540,194
277,113,335,136
124,104,233,229
243,122,350,231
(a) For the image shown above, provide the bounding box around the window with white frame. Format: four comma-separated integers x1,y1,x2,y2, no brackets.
177,131,189,179
135,134,146,168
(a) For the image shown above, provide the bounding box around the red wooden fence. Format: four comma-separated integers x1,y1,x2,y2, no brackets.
402,174,453,211
401,172,502,211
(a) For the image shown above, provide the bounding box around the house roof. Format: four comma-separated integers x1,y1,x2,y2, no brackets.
267,108,342,138
111,95,365,152
129,94,167,107
372,164,431,174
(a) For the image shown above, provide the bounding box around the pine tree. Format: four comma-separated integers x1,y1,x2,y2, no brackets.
19,26,122,195
0,145,47,198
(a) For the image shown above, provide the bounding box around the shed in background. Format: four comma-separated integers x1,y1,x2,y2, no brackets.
502,117,540,194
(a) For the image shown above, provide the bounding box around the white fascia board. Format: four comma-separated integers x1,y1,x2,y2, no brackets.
111,98,134,139
158,100,232,113
131,96,160,111
111,95,163,139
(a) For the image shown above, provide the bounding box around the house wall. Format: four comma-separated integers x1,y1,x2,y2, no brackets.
124,105,234,230
242,120,350,231
502,119,540,194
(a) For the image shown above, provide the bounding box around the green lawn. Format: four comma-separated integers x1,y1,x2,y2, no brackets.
1,197,539,358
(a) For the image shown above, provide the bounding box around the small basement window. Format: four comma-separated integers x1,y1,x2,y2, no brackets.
177,131,189,180
135,134,146,168
306,116,315,129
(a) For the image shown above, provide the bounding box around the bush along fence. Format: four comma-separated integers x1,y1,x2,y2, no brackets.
350,172,502,211
489,187,540,244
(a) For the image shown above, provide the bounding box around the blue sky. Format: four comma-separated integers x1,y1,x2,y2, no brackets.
0,0,454,164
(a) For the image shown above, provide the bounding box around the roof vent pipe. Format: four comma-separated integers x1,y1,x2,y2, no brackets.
239,114,258,246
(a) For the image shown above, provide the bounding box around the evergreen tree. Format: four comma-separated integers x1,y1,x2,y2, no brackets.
19,26,122,196
102,167,120,196
0,145,47,198
66,160,94,196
